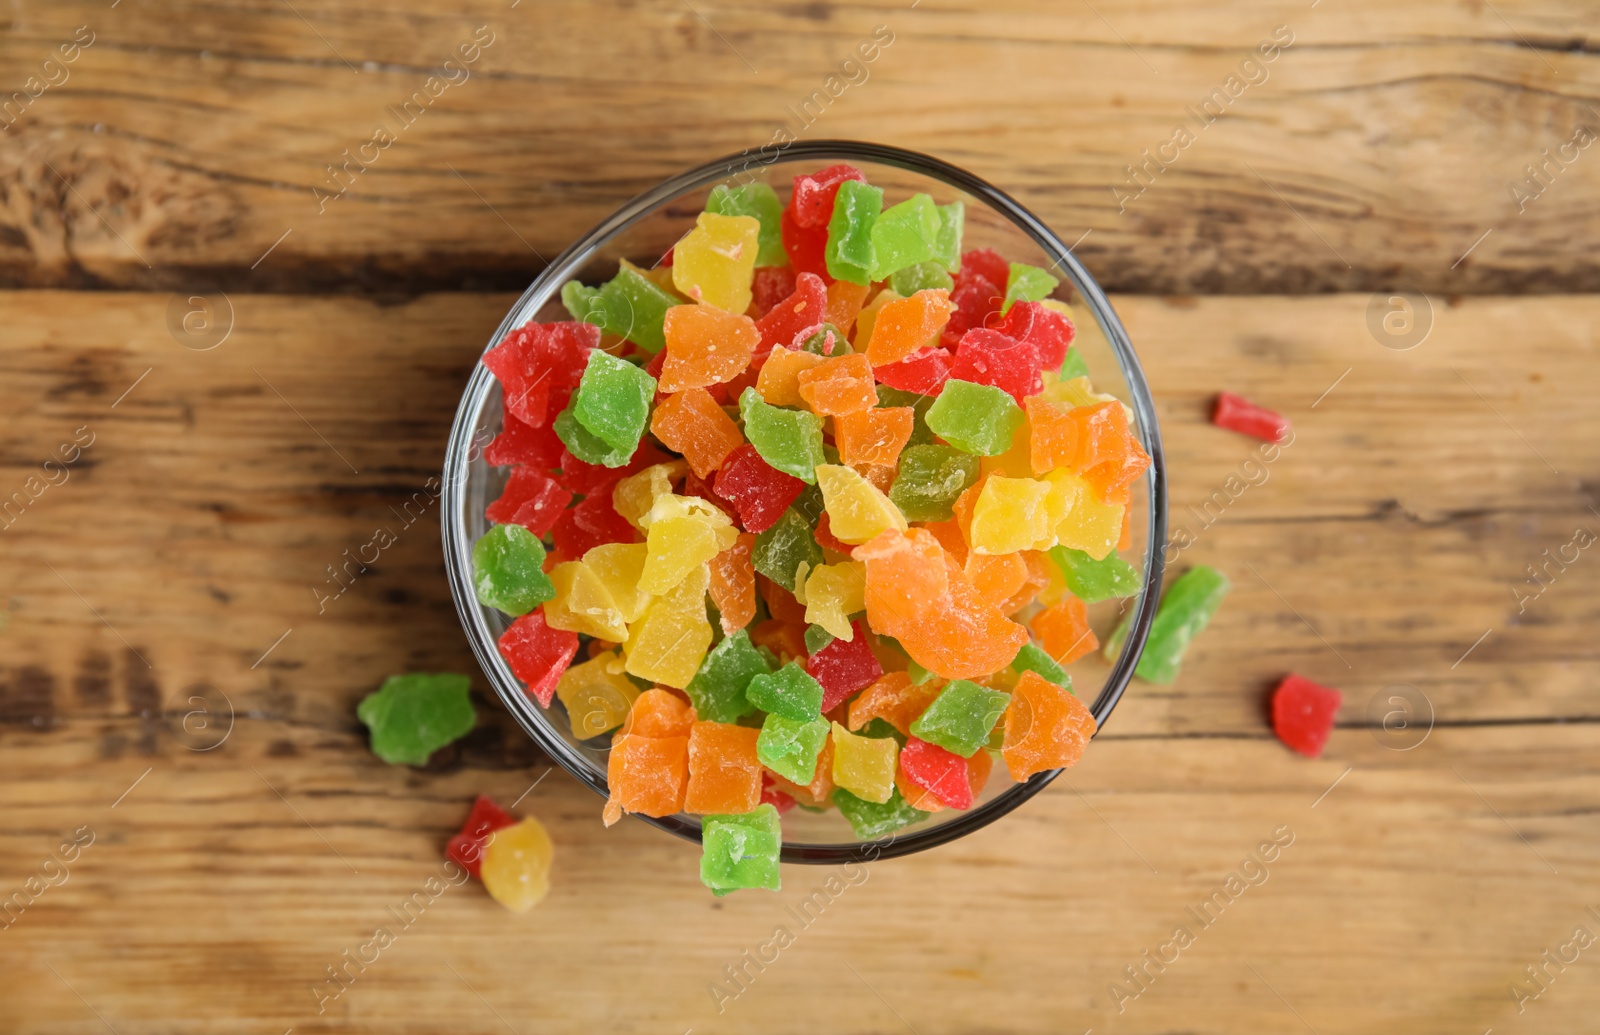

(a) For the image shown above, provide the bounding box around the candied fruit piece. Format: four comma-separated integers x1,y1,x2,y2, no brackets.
892,555,1030,681
755,272,829,358
660,303,760,392
869,193,942,281
1105,565,1229,684
825,279,871,335
685,721,764,814
824,179,884,285
866,289,954,368
833,786,928,839
706,183,786,267
473,523,556,616
583,542,653,623
752,507,824,592
949,327,1042,405
612,461,686,531
708,532,758,635
713,444,807,533
480,816,554,912
555,649,640,738
898,736,976,809
805,618,883,712
570,348,657,457
498,611,579,707
801,561,867,641
560,262,678,354
673,211,761,313
1002,261,1060,315
545,560,629,641
1001,670,1096,780
357,673,475,766
756,347,825,407
1034,596,1098,665
847,672,943,736
926,379,1025,456
796,353,877,416
485,467,571,536
739,387,825,484
969,475,1053,555
639,495,738,596
815,464,908,545
909,679,1010,758
1271,673,1342,757
792,163,866,228
995,300,1074,370
834,406,914,468
780,203,831,280
699,804,782,893
605,731,689,824
751,265,798,317
650,389,744,479
1010,641,1073,690
685,627,770,724
888,445,980,523
1043,470,1124,559
830,721,898,804
757,713,829,785
747,660,825,723
623,564,713,688
446,795,518,877
1049,544,1142,603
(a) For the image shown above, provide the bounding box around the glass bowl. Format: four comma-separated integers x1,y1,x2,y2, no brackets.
442,141,1167,863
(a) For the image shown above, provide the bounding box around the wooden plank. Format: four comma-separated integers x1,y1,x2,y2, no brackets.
0,1,1596,293
0,289,1597,1031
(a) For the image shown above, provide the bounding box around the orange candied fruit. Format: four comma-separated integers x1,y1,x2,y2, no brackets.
1034,595,1099,664
749,618,807,664
755,347,824,408
865,289,953,367
1001,670,1097,781
708,532,757,636
650,388,745,480
847,671,943,736
796,353,878,416
605,731,690,824
826,279,871,335
684,721,763,814
965,551,1029,611
659,303,759,392
834,406,914,468
893,553,1029,680
1026,396,1077,475
621,687,697,739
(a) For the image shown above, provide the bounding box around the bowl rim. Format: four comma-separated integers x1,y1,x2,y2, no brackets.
441,139,1168,864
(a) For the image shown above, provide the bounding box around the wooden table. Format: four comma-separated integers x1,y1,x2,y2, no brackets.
2,3,1596,1033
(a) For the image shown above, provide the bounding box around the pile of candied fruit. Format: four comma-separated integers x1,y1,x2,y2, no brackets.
471,162,1157,893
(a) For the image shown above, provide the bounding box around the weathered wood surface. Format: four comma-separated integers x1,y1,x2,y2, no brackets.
0,1,1596,294
1,290,1596,1033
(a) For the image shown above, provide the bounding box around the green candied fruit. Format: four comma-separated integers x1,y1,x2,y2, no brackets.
752,507,824,592
1058,347,1090,381
756,713,829,784
554,404,631,467
707,183,788,268
933,201,965,272
560,264,678,354
906,657,938,686
856,717,906,745
888,444,981,522
739,387,824,484
824,179,884,286
685,629,770,724
357,673,476,766
876,385,939,446
796,323,852,357
1105,565,1229,685
745,661,824,722
869,193,941,281
1050,545,1142,604
1002,261,1060,315
472,523,555,616
1010,641,1073,692
925,380,1025,457
888,260,955,298
571,349,656,455
700,804,782,893
909,679,1011,758
834,787,930,840
802,623,835,655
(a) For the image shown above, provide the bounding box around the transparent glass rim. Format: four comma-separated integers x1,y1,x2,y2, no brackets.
441,140,1168,864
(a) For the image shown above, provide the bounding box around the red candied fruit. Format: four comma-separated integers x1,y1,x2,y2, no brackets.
485,467,572,535
805,618,883,712
551,491,639,560
713,444,806,533
1213,391,1291,444
498,610,579,706
949,327,1043,405
755,272,829,359
484,401,564,468
1271,674,1343,758
899,737,975,809
960,248,1012,292
781,205,832,281
994,300,1075,370
941,271,1003,349
874,346,954,396
751,266,799,318
791,164,866,228
446,795,519,878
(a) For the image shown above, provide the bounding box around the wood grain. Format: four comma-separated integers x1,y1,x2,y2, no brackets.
0,1,1595,294
0,289,1596,1033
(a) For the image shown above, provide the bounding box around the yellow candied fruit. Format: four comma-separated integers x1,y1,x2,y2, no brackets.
638,495,738,596
756,347,824,408
583,542,653,623
802,561,867,641
968,476,1053,556
671,212,761,314
555,650,641,739
613,461,687,530
815,464,908,545
623,563,713,689
830,721,898,804
480,816,554,913
1043,470,1124,559
545,561,628,641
